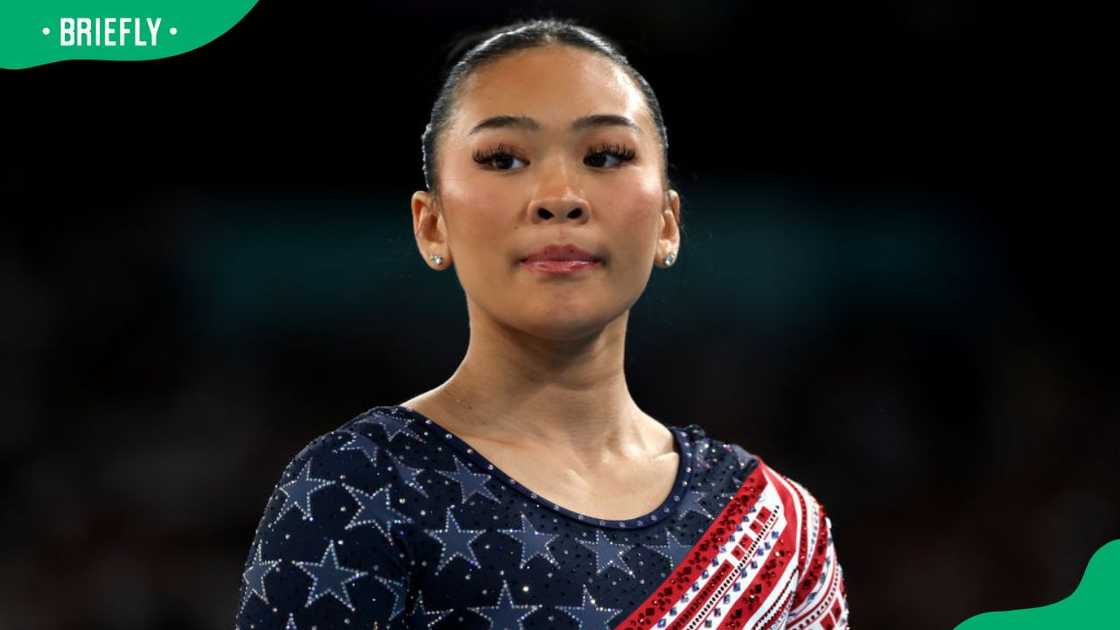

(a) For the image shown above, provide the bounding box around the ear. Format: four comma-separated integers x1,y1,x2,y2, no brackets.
412,190,450,268
657,189,681,267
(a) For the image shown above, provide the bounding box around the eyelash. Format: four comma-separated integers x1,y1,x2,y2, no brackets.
472,142,637,170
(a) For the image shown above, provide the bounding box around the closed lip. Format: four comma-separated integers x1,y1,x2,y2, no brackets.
521,244,602,263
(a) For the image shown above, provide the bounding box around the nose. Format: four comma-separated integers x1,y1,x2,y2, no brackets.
526,155,590,224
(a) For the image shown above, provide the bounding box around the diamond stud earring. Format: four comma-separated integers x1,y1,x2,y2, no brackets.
430,254,444,266
664,252,676,266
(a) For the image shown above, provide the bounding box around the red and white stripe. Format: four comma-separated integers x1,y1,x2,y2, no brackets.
614,460,848,630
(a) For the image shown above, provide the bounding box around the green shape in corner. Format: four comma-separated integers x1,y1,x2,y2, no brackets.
955,539,1120,629
1,0,258,69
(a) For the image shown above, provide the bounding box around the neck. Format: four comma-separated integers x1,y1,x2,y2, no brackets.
411,300,658,461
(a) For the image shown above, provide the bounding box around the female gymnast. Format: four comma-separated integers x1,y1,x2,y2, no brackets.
235,17,849,630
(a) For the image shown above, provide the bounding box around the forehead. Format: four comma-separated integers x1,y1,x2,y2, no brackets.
450,45,652,135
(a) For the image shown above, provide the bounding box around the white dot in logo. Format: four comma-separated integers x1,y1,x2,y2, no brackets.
42,27,50,35
169,27,178,36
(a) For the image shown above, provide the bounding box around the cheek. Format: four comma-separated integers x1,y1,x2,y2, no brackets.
442,180,518,252
596,175,664,248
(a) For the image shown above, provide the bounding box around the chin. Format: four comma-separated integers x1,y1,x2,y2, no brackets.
512,306,625,342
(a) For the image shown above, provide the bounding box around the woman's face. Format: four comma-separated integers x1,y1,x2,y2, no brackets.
412,45,680,342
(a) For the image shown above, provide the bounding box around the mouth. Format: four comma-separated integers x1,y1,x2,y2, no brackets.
521,243,602,266
519,259,603,274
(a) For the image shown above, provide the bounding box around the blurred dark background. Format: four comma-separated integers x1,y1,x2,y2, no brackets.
2,1,1114,628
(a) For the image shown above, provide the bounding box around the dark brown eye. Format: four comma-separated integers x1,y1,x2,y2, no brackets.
473,144,528,171
585,143,637,168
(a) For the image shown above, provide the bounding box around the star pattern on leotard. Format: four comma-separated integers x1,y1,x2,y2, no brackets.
239,540,281,613
340,482,412,544
678,489,715,521
292,540,367,612
333,429,380,466
576,530,637,578
557,583,622,629
272,457,335,526
497,512,561,570
434,454,501,505
234,417,817,630
385,451,431,499
409,590,454,628
695,440,713,471
468,579,540,630
425,510,486,574
647,528,694,567
357,409,424,443
374,575,408,621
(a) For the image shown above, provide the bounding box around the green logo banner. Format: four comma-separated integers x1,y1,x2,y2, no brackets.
954,539,1119,629
0,0,258,69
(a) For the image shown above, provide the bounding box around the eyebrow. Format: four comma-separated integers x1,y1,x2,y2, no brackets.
467,114,641,135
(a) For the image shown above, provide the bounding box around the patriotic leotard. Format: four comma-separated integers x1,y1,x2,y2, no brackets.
235,405,850,629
